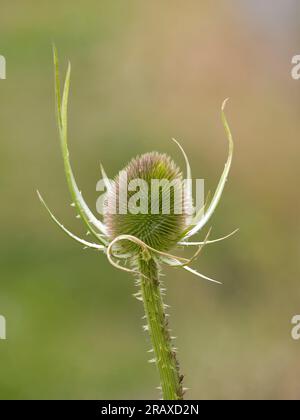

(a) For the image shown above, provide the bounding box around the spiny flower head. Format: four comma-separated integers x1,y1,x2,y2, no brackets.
105,152,188,253
37,48,237,285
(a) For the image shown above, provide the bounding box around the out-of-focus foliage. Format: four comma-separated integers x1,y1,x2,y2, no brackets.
1,0,300,399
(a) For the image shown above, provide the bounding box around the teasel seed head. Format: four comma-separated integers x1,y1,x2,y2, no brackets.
39,47,236,286
37,49,237,402
104,152,189,253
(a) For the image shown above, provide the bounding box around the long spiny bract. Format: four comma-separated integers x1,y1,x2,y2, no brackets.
37,47,236,401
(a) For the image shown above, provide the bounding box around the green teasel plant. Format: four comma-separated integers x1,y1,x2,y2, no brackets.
37,47,236,400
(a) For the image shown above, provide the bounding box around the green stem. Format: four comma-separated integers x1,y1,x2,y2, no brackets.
138,257,183,400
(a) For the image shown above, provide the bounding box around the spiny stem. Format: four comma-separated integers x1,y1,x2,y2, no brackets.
138,257,183,400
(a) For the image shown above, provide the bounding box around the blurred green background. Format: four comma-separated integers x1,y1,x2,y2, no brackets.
1,0,300,400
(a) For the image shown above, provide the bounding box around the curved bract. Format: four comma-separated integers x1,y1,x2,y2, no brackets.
38,51,236,283
37,47,237,401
